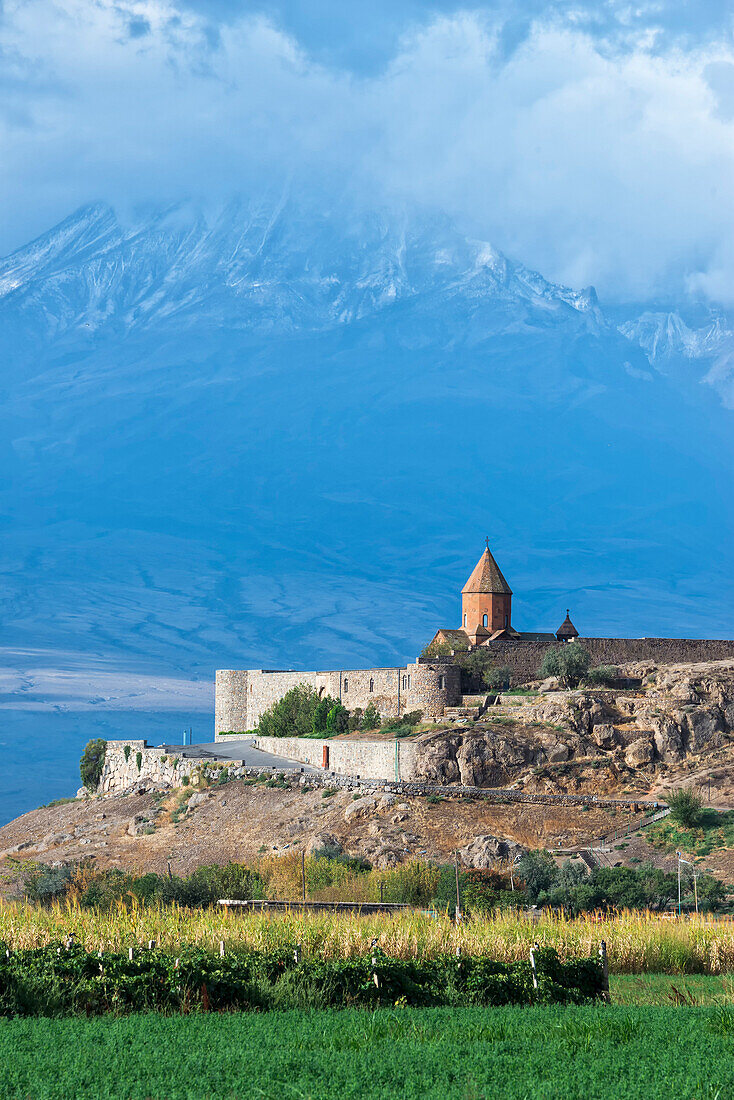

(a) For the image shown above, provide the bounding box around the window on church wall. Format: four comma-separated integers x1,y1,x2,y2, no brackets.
505,614,508,627
407,675,411,688
438,675,445,690
463,613,467,627
369,678,374,692
483,614,488,628
343,678,348,692
402,675,407,689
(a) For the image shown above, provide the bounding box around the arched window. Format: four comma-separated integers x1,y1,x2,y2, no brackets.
343,677,349,692
369,678,374,692
505,614,508,628
483,614,488,628
407,675,410,688
438,674,445,690
402,675,407,689
463,612,467,627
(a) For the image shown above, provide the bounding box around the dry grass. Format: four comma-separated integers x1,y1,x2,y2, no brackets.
2,900,734,974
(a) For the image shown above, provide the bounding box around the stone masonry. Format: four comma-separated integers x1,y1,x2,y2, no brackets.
215,661,461,736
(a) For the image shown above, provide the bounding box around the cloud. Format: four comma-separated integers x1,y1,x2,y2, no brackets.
2,0,734,302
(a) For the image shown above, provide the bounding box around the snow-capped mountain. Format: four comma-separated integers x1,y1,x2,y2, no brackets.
1,194,734,686
2,194,734,822
0,199,608,341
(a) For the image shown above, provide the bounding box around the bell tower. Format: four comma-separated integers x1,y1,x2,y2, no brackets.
461,539,513,644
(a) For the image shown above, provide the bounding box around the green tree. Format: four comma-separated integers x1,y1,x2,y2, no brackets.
667,788,704,827
79,738,107,790
517,850,557,903
484,666,512,691
538,642,591,688
312,697,330,736
258,685,321,738
361,702,381,730
326,703,349,735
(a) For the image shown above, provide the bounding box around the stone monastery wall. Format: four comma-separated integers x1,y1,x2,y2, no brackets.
215,662,461,735
215,640,734,735
483,637,734,685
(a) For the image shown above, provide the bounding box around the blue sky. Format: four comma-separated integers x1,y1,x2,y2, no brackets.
1,0,734,302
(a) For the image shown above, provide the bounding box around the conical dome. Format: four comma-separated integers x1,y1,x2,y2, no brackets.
461,546,512,596
556,610,579,640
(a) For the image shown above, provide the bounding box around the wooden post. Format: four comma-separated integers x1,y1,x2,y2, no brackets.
529,944,539,992
371,937,380,989
219,940,225,957
599,941,610,1003
128,947,133,962
302,850,307,904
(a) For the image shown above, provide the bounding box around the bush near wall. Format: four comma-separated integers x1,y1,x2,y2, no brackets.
0,943,605,1015
79,739,107,790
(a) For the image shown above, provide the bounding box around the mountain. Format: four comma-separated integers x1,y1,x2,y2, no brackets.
1,196,734,821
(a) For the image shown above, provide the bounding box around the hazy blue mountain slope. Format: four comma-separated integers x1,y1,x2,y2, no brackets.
1,198,733,821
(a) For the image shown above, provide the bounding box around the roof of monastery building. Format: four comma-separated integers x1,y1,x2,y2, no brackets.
461,545,512,595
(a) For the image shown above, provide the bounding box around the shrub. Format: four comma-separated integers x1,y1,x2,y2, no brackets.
181,775,190,786
484,666,512,691
402,710,423,727
258,685,324,739
347,708,363,732
419,640,454,658
22,863,74,903
123,745,131,762
79,739,107,791
361,702,381,730
585,665,619,687
667,788,704,827
538,642,591,689
135,751,143,773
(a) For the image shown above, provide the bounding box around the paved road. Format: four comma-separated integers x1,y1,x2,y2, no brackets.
158,737,318,772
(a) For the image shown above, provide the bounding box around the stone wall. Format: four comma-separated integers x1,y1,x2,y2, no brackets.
98,741,245,795
477,638,734,685
255,736,423,783
215,661,461,736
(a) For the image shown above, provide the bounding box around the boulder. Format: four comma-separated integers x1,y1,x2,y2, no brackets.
545,742,570,763
344,796,379,823
592,724,617,749
187,792,210,809
538,677,560,692
459,835,524,869
624,738,655,767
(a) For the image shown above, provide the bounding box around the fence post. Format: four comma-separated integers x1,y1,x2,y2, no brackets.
599,941,610,1003
529,943,539,993
219,941,225,958
128,947,134,962
371,938,380,989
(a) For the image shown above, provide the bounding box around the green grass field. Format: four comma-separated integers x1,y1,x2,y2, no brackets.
3,1000,734,1100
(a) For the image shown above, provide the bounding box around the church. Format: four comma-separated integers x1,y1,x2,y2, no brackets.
427,540,579,652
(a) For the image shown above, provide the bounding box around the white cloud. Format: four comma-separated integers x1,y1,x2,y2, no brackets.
2,0,734,302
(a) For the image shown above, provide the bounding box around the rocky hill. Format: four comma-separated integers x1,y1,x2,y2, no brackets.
408,659,734,801
2,660,733,892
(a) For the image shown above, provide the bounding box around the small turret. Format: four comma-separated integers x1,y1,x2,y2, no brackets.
556,610,579,642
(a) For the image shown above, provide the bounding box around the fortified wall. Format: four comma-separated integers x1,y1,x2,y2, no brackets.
215,661,461,736
478,637,734,686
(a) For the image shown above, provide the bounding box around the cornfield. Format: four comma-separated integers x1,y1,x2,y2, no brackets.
2,900,734,973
